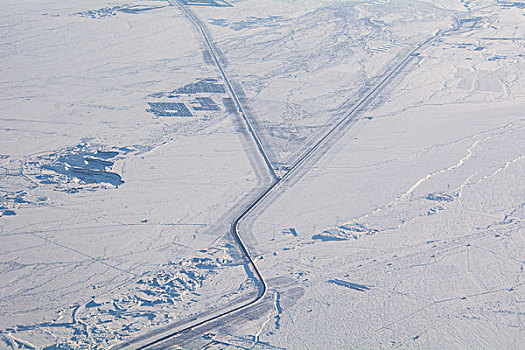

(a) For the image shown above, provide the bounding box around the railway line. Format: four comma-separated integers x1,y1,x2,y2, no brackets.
119,1,442,348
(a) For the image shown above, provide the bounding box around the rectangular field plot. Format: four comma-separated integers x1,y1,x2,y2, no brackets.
175,79,226,94
192,97,220,111
147,102,193,117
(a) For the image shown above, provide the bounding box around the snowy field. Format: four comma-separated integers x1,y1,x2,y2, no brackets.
1,0,523,349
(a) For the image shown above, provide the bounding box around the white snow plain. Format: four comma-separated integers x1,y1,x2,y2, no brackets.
1,0,524,349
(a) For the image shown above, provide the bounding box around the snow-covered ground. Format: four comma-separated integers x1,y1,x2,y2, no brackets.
1,0,523,349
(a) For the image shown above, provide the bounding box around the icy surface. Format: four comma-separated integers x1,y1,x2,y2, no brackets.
1,0,523,349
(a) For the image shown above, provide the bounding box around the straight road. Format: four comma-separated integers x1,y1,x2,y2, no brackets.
117,2,442,349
